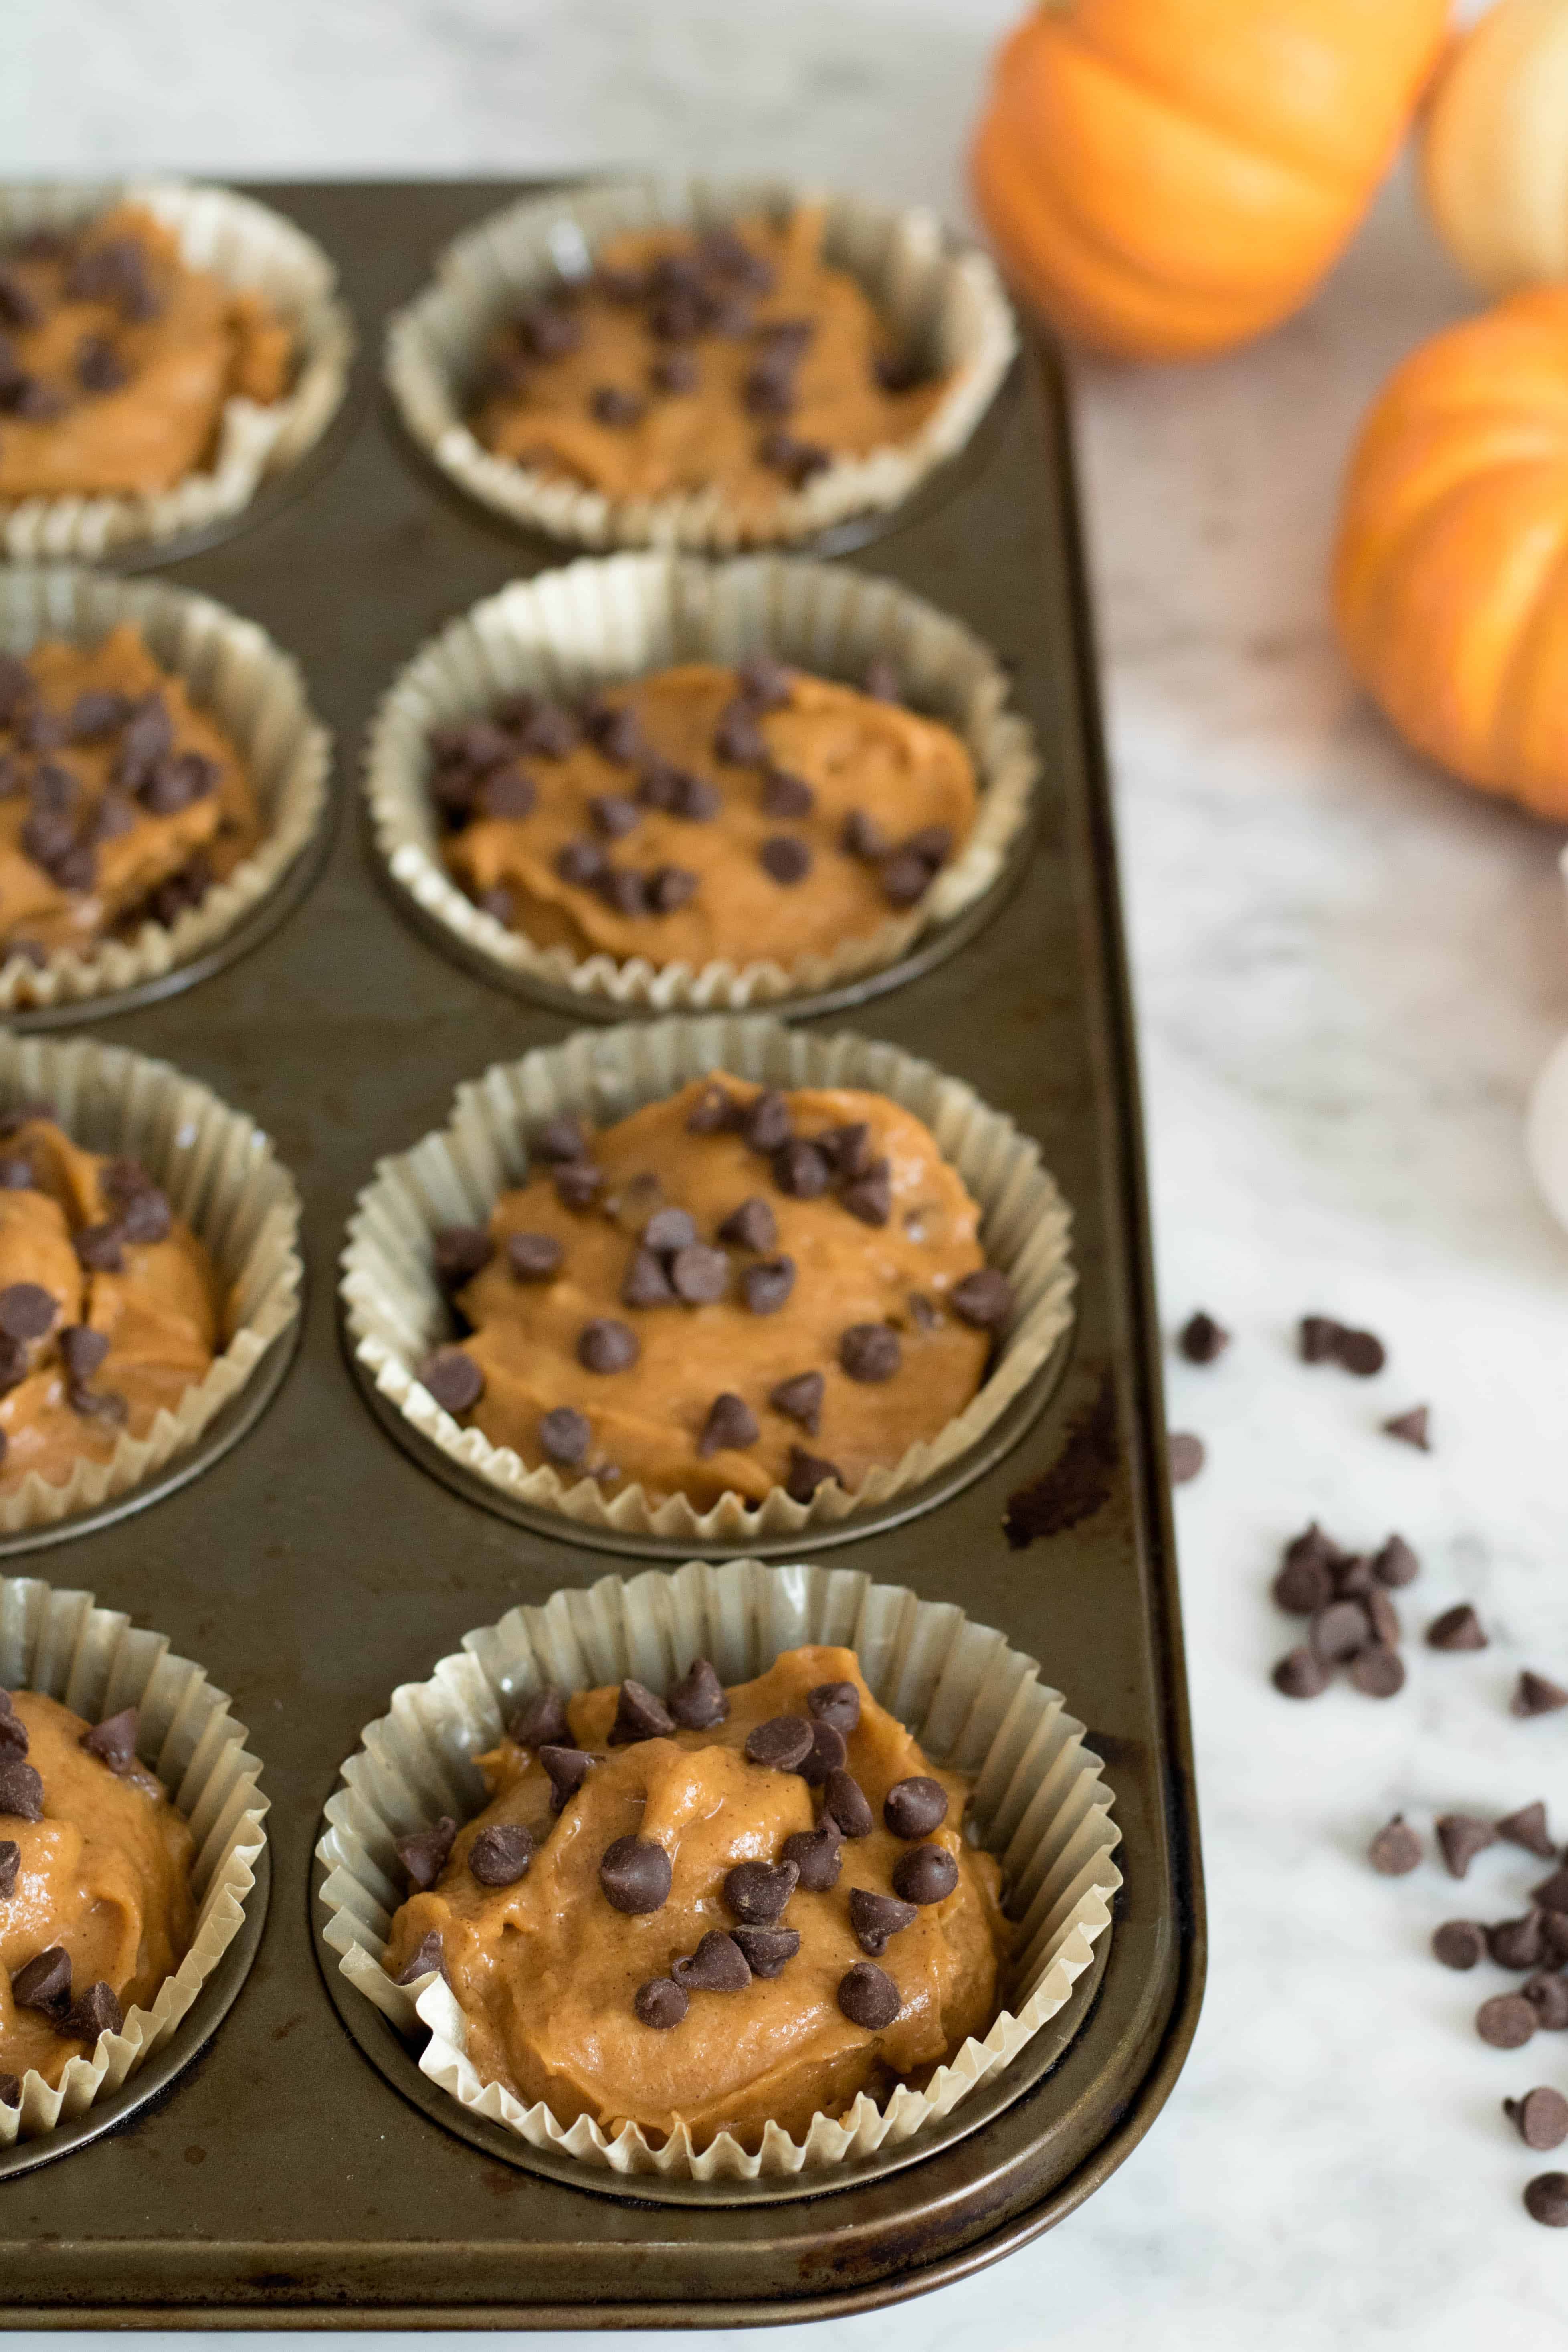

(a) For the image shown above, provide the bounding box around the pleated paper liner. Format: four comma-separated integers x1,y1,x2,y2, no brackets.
317,1556,1120,2182
364,552,1038,1011
0,1570,268,2148
339,1013,1074,1546
0,1032,303,1535
0,179,355,562
384,176,1016,553
0,566,332,1018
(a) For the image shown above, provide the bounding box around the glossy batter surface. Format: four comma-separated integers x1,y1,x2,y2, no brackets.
0,624,261,960
441,1077,995,1510
441,661,976,971
0,204,291,500
384,1646,1008,2149
0,1114,225,1492
470,210,948,524
0,1692,195,2088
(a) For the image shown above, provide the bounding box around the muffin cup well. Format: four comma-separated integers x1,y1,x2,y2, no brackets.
339,1014,1073,1546
0,1031,303,1535
317,1556,1119,2182
365,552,1037,1010
0,566,332,1017
0,1570,267,2146
384,176,1016,554
0,179,354,562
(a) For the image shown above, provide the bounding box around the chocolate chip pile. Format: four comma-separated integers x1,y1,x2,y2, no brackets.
427,654,956,931
0,228,157,440
393,1666,959,2039
418,1085,1014,1503
0,1692,144,2106
1269,1520,1419,1700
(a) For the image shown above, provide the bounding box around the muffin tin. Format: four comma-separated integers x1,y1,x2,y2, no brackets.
0,182,1204,2325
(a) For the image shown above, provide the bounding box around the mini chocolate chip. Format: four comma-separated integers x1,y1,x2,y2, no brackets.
0,1283,53,1342
393,1931,446,1986
758,430,832,487
840,1165,893,1227
650,352,699,395
1507,2088,1568,2151
687,1082,741,1134
713,705,767,765
599,1833,673,1914
63,1980,123,2043
578,1317,640,1374
81,1707,137,1775
434,1225,495,1288
673,1931,752,1993
557,839,607,887
838,1960,900,2029
507,1686,571,1749
1372,1534,1420,1587
640,1207,697,1254
590,385,645,427
1272,1647,1330,1699
1432,1919,1486,1970
66,689,131,742
12,1948,71,2014
841,808,891,861
515,301,582,359
1335,1327,1386,1376
731,1926,800,1978
596,866,650,917
808,1681,860,1736
418,1347,484,1415
951,1269,1015,1330
468,1820,536,1889
719,1196,777,1252
772,1139,830,1199
849,1887,919,1956
1499,1804,1557,1858
539,1744,594,1812
1437,1814,1498,1878
760,836,812,885
743,1090,792,1153
770,1372,824,1433
635,1976,688,2029
608,1679,677,1747
636,757,685,811
698,1391,759,1457
840,1324,900,1383
59,1325,110,1385
891,1843,960,1905
0,1839,16,1898
396,1815,457,1892
74,1223,125,1274
1478,1992,1537,2048
0,1759,43,1821
741,1257,795,1315
879,849,934,908
622,1246,677,1308
1367,1815,1422,1875
1178,1311,1229,1363
744,1715,815,1772
885,1776,949,1840
1299,1316,1340,1363
1489,1911,1546,1970
782,1821,843,1891
650,863,700,916
1384,1405,1431,1450
724,1860,799,1924
822,1767,874,1839
590,793,641,839
668,1657,728,1730
1348,1645,1406,1698
760,768,814,820
1534,1867,1568,1915
736,655,793,710
535,1406,591,1470
671,1243,729,1305
786,1446,841,1503
1526,1973,1568,2029
1428,1604,1487,1652
1515,1672,1568,1718
506,1231,564,1283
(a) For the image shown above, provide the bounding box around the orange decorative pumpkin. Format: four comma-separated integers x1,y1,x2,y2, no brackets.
971,0,1451,362
1332,287,1568,822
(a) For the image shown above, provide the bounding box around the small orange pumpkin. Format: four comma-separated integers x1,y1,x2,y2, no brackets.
971,0,1451,362
1332,287,1568,822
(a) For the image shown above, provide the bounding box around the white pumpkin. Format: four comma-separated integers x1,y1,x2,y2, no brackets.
1422,0,1568,291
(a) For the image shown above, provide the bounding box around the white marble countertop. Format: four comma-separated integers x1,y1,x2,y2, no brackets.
10,2,1568,2346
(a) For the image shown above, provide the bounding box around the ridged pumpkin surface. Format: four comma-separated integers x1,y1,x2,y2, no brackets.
1333,287,1568,820
971,0,1450,362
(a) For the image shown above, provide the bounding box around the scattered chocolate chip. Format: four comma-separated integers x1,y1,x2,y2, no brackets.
745,1715,814,1772
782,1821,842,1891
12,1948,71,2015
0,1839,15,1899
74,1222,125,1275
393,1931,446,1987
81,1707,137,1775
698,1390,760,1456
743,1090,792,1153
884,1776,949,1841
668,1656,728,1730
771,1138,830,1200
539,1744,594,1812
891,1843,960,1906
759,835,812,886
599,1834,673,1914
1499,1804,1556,1859
506,1231,564,1283
1433,1919,1486,1970
1178,1311,1229,1363
760,768,814,820
507,1687,571,1749
786,1445,841,1503
840,1324,900,1383
740,1257,795,1315
718,1196,777,1252
609,1679,676,1746
1428,1605,1486,1652
822,1767,874,1840
724,1860,799,1924
63,1980,123,2043
1478,1992,1538,2049
0,1282,53,1343
634,1976,688,2029
0,1759,43,1821
1368,1815,1422,1875
1273,1647,1331,1699
1299,1316,1339,1364
1168,1433,1206,1484
671,1243,730,1305
1489,1911,1547,1970
1515,1672,1568,1718
1526,1973,1568,2029
434,1225,494,1288
1437,1814,1498,1878
673,1930,752,1993
838,1959,900,2029
1526,2172,1568,2227
1508,2088,1568,2150
1534,1867,1568,1915
1372,1534,1420,1588
577,1317,640,1374
417,1347,484,1416
395,1815,457,1892
1384,1405,1431,1450
1348,1644,1406,1698
1335,1328,1386,1376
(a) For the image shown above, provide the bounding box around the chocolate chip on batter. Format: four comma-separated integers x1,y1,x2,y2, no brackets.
724,1860,799,1925
417,1347,484,1416
758,430,831,487
1367,1815,1422,1875
393,1931,447,1987
799,1719,847,1788
636,1207,694,1254
74,1222,125,1274
822,1767,874,1840
719,1196,777,1252
786,1445,841,1503
1272,1646,1331,1699
395,1815,457,1892
434,1225,495,1288
840,1324,900,1382
838,1960,901,2030
599,1833,673,1915
90,789,137,843
0,1838,16,1902
519,703,582,760
590,384,645,428
698,1391,759,1457
0,1282,53,1343
1428,1604,1487,1652
0,1699,25,1760
1514,1672,1568,1718
672,1243,730,1305
595,866,650,917
713,703,768,766
507,1686,571,1749
741,1257,795,1315
63,1980,123,2043
606,1679,676,1748
687,1083,742,1135
669,1656,728,1730
782,1821,843,1892
0,1158,30,1190
849,1887,918,1957
742,354,797,417
1432,1919,1485,1970
589,792,641,840
474,766,536,822
771,1139,830,1200
537,1114,590,1165
840,808,891,862
1372,1533,1420,1587
556,838,608,888
1498,1804,1557,1859
515,301,582,359
732,1926,800,1979
539,1744,595,1812
884,1776,949,1840
1384,1405,1431,1451
65,688,132,742
634,1976,689,2029
535,1408,591,1475
951,1269,1015,1330
578,1317,640,1373
891,1844,960,1906
743,1090,792,1154
650,865,699,913
506,1231,564,1284
760,836,812,886
622,1246,676,1309
736,655,793,711
673,772,723,823
808,1681,860,1737
71,1386,127,1429
760,768,814,820
81,1707,138,1775
744,1716,815,1773
840,1163,893,1227
1436,1814,1498,1878
0,1339,24,1394
673,1930,752,1993
12,1947,71,2015
770,1371,824,1433
879,849,936,908
650,352,699,396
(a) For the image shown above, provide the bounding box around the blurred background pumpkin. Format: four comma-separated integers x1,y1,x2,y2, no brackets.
970,0,1451,362
1422,0,1568,293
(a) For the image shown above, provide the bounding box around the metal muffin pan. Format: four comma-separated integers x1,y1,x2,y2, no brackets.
0,182,1204,2327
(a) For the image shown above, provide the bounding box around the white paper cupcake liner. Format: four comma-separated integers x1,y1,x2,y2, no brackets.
384,177,1016,553
317,1556,1119,2180
0,1031,303,1533
340,1014,1074,1544
366,552,1037,1010
0,565,332,1015
0,179,354,562
0,1569,268,2146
